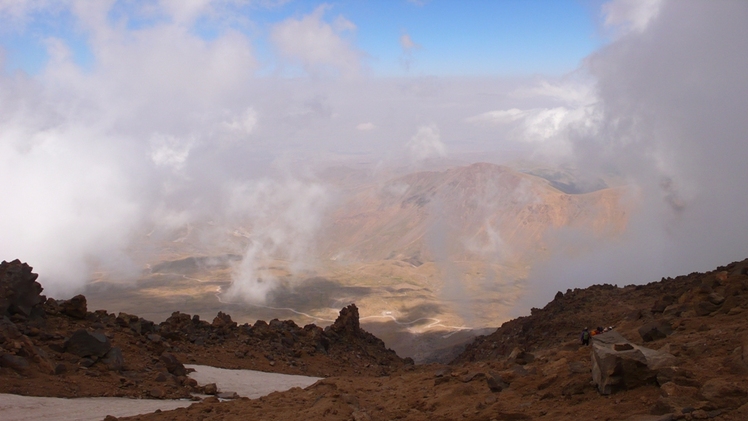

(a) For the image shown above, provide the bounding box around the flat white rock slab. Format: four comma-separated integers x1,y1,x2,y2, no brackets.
0,365,321,421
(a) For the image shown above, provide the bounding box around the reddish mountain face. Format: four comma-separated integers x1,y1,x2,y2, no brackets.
320,162,627,265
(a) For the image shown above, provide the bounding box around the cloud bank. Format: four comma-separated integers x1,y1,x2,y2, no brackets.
519,0,748,308
1,0,747,317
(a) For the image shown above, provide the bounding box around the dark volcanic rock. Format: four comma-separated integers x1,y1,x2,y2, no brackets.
59,295,88,319
0,260,45,317
486,372,510,392
101,347,124,371
638,321,674,342
0,353,31,373
160,352,187,377
64,329,112,358
329,304,361,335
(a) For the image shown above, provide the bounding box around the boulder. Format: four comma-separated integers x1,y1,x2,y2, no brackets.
159,352,187,377
328,304,360,336
64,329,112,358
204,383,218,395
707,293,725,305
0,260,45,317
638,321,674,342
651,295,677,314
101,347,124,371
60,295,88,319
486,372,509,392
0,353,30,373
117,313,142,334
591,331,676,395
694,300,720,316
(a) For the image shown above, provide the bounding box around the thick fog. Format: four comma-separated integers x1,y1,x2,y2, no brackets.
521,0,748,309
1,1,747,314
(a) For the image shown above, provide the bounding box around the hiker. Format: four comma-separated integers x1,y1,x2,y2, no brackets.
581,327,591,346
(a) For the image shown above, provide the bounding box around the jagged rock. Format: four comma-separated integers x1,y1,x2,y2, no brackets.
212,311,236,329
329,304,360,335
64,329,112,358
116,312,142,334
0,260,45,317
639,321,674,342
591,331,676,395
60,295,88,320
159,352,186,377
101,347,124,371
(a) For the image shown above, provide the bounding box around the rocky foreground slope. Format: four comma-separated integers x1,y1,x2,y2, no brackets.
0,259,406,400
2,257,748,421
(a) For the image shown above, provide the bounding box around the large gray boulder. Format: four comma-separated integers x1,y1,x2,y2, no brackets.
591,331,676,395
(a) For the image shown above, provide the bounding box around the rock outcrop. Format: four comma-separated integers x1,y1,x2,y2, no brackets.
0,260,45,318
591,331,676,394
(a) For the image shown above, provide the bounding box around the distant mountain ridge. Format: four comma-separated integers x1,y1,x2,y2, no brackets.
320,162,627,265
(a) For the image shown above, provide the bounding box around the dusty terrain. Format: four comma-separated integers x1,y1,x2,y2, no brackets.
115,258,748,421
3,257,748,420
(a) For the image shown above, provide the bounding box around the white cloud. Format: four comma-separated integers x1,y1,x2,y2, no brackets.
149,133,194,170
356,122,375,131
270,5,361,77
407,124,446,161
223,107,258,135
523,0,748,307
465,78,601,159
602,0,664,35
223,179,330,304
399,32,421,71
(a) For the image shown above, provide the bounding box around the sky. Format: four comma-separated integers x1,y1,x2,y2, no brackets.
1,0,748,312
1,0,603,77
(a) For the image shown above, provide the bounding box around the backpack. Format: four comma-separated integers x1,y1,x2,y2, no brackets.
582,331,590,341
